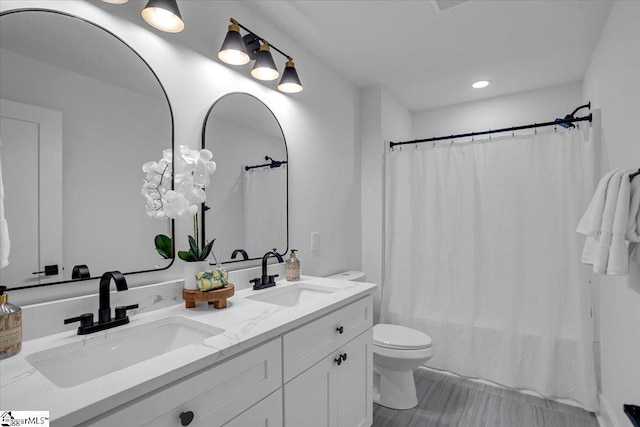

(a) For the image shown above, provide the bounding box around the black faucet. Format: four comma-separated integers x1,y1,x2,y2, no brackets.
231,249,249,261
64,271,138,335
250,251,283,290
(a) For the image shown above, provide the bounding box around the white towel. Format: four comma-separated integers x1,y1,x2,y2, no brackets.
626,176,640,242
577,169,619,265
0,138,9,269
577,168,636,275
606,172,632,275
577,168,619,237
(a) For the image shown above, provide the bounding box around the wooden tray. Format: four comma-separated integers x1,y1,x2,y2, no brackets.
182,283,234,309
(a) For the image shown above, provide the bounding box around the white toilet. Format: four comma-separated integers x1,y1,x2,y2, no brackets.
326,271,434,410
372,323,433,409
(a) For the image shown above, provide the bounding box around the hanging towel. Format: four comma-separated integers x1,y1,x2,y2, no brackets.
577,168,620,264
628,176,640,266
0,138,9,269
578,168,637,275
606,172,632,275
626,176,640,243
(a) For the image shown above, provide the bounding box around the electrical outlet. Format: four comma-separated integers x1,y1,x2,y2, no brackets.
311,232,320,251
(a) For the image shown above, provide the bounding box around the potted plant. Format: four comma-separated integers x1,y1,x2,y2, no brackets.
142,146,217,289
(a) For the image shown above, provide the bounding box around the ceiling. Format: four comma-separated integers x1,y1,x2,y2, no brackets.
87,0,613,113
244,0,613,112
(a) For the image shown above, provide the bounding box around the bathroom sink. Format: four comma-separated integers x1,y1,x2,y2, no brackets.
245,282,340,307
26,316,224,388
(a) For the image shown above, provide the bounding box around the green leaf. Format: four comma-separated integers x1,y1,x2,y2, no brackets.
200,239,215,260
187,235,199,256
178,250,195,262
154,234,173,259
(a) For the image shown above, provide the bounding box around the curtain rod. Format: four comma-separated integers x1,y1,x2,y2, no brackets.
245,156,287,171
389,103,592,149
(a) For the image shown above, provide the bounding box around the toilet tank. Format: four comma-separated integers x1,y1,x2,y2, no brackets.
326,271,366,282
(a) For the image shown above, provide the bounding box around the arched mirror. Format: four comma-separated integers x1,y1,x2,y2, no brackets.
201,93,288,263
0,9,174,290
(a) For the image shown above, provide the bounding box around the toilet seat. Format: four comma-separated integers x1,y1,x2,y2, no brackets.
373,324,432,350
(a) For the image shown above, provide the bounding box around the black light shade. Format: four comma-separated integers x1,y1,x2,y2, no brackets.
218,20,250,65
251,41,279,81
142,0,184,33
278,59,303,93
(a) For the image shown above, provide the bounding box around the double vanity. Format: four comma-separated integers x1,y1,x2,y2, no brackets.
0,275,376,427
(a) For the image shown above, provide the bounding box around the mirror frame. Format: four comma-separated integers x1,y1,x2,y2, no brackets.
1,8,175,290
200,92,289,265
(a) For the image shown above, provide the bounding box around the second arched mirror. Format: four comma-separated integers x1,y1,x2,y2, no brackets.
201,93,288,264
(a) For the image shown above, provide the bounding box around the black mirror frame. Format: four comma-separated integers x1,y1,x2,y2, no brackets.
1,8,175,291
200,92,289,265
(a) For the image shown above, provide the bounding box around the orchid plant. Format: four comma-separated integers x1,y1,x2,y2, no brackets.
141,145,217,262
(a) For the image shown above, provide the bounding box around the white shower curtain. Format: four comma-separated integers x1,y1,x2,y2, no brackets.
243,165,287,257
382,128,598,410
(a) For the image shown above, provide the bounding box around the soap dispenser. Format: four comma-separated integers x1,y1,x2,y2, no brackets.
0,285,22,360
286,250,300,281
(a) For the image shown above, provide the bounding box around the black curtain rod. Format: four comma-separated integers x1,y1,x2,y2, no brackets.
390,103,592,149
245,158,288,171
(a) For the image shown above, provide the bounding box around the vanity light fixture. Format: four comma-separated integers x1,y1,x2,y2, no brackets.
278,58,303,93
251,41,279,81
472,80,491,89
218,18,303,93
217,18,250,65
141,0,185,33
101,0,128,4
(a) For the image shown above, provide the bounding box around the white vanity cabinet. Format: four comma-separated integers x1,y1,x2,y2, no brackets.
79,294,373,427
283,295,373,427
85,338,282,427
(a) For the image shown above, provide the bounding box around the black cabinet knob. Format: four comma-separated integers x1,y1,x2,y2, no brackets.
336,326,344,334
342,353,347,362
179,410,194,426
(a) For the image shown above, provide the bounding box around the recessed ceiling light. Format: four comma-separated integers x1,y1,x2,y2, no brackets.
472,80,491,89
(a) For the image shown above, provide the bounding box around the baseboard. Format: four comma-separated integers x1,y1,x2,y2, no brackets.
597,393,619,427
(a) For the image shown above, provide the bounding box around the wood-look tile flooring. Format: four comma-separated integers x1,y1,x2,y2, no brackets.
373,368,598,427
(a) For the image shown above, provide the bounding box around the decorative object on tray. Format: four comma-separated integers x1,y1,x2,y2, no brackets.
182,283,234,309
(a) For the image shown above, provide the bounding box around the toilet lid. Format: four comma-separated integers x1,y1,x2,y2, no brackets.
373,324,432,350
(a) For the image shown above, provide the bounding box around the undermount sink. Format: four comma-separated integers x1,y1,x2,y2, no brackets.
246,282,340,307
26,316,224,388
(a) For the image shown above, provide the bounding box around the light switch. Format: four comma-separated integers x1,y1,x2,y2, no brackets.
311,232,320,251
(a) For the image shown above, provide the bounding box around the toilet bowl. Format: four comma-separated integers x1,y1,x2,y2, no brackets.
326,271,434,411
373,323,433,410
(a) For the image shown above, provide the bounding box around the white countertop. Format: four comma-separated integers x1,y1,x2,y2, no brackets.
0,276,377,426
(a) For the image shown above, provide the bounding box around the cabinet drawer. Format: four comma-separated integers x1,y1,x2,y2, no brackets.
283,295,372,382
223,389,282,427
88,338,282,427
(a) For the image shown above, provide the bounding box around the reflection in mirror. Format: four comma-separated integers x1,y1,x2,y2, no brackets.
202,93,288,263
0,10,174,290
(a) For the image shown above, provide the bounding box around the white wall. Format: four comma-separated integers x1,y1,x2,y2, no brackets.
583,2,640,425
413,82,583,140
360,85,412,322
2,0,362,306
